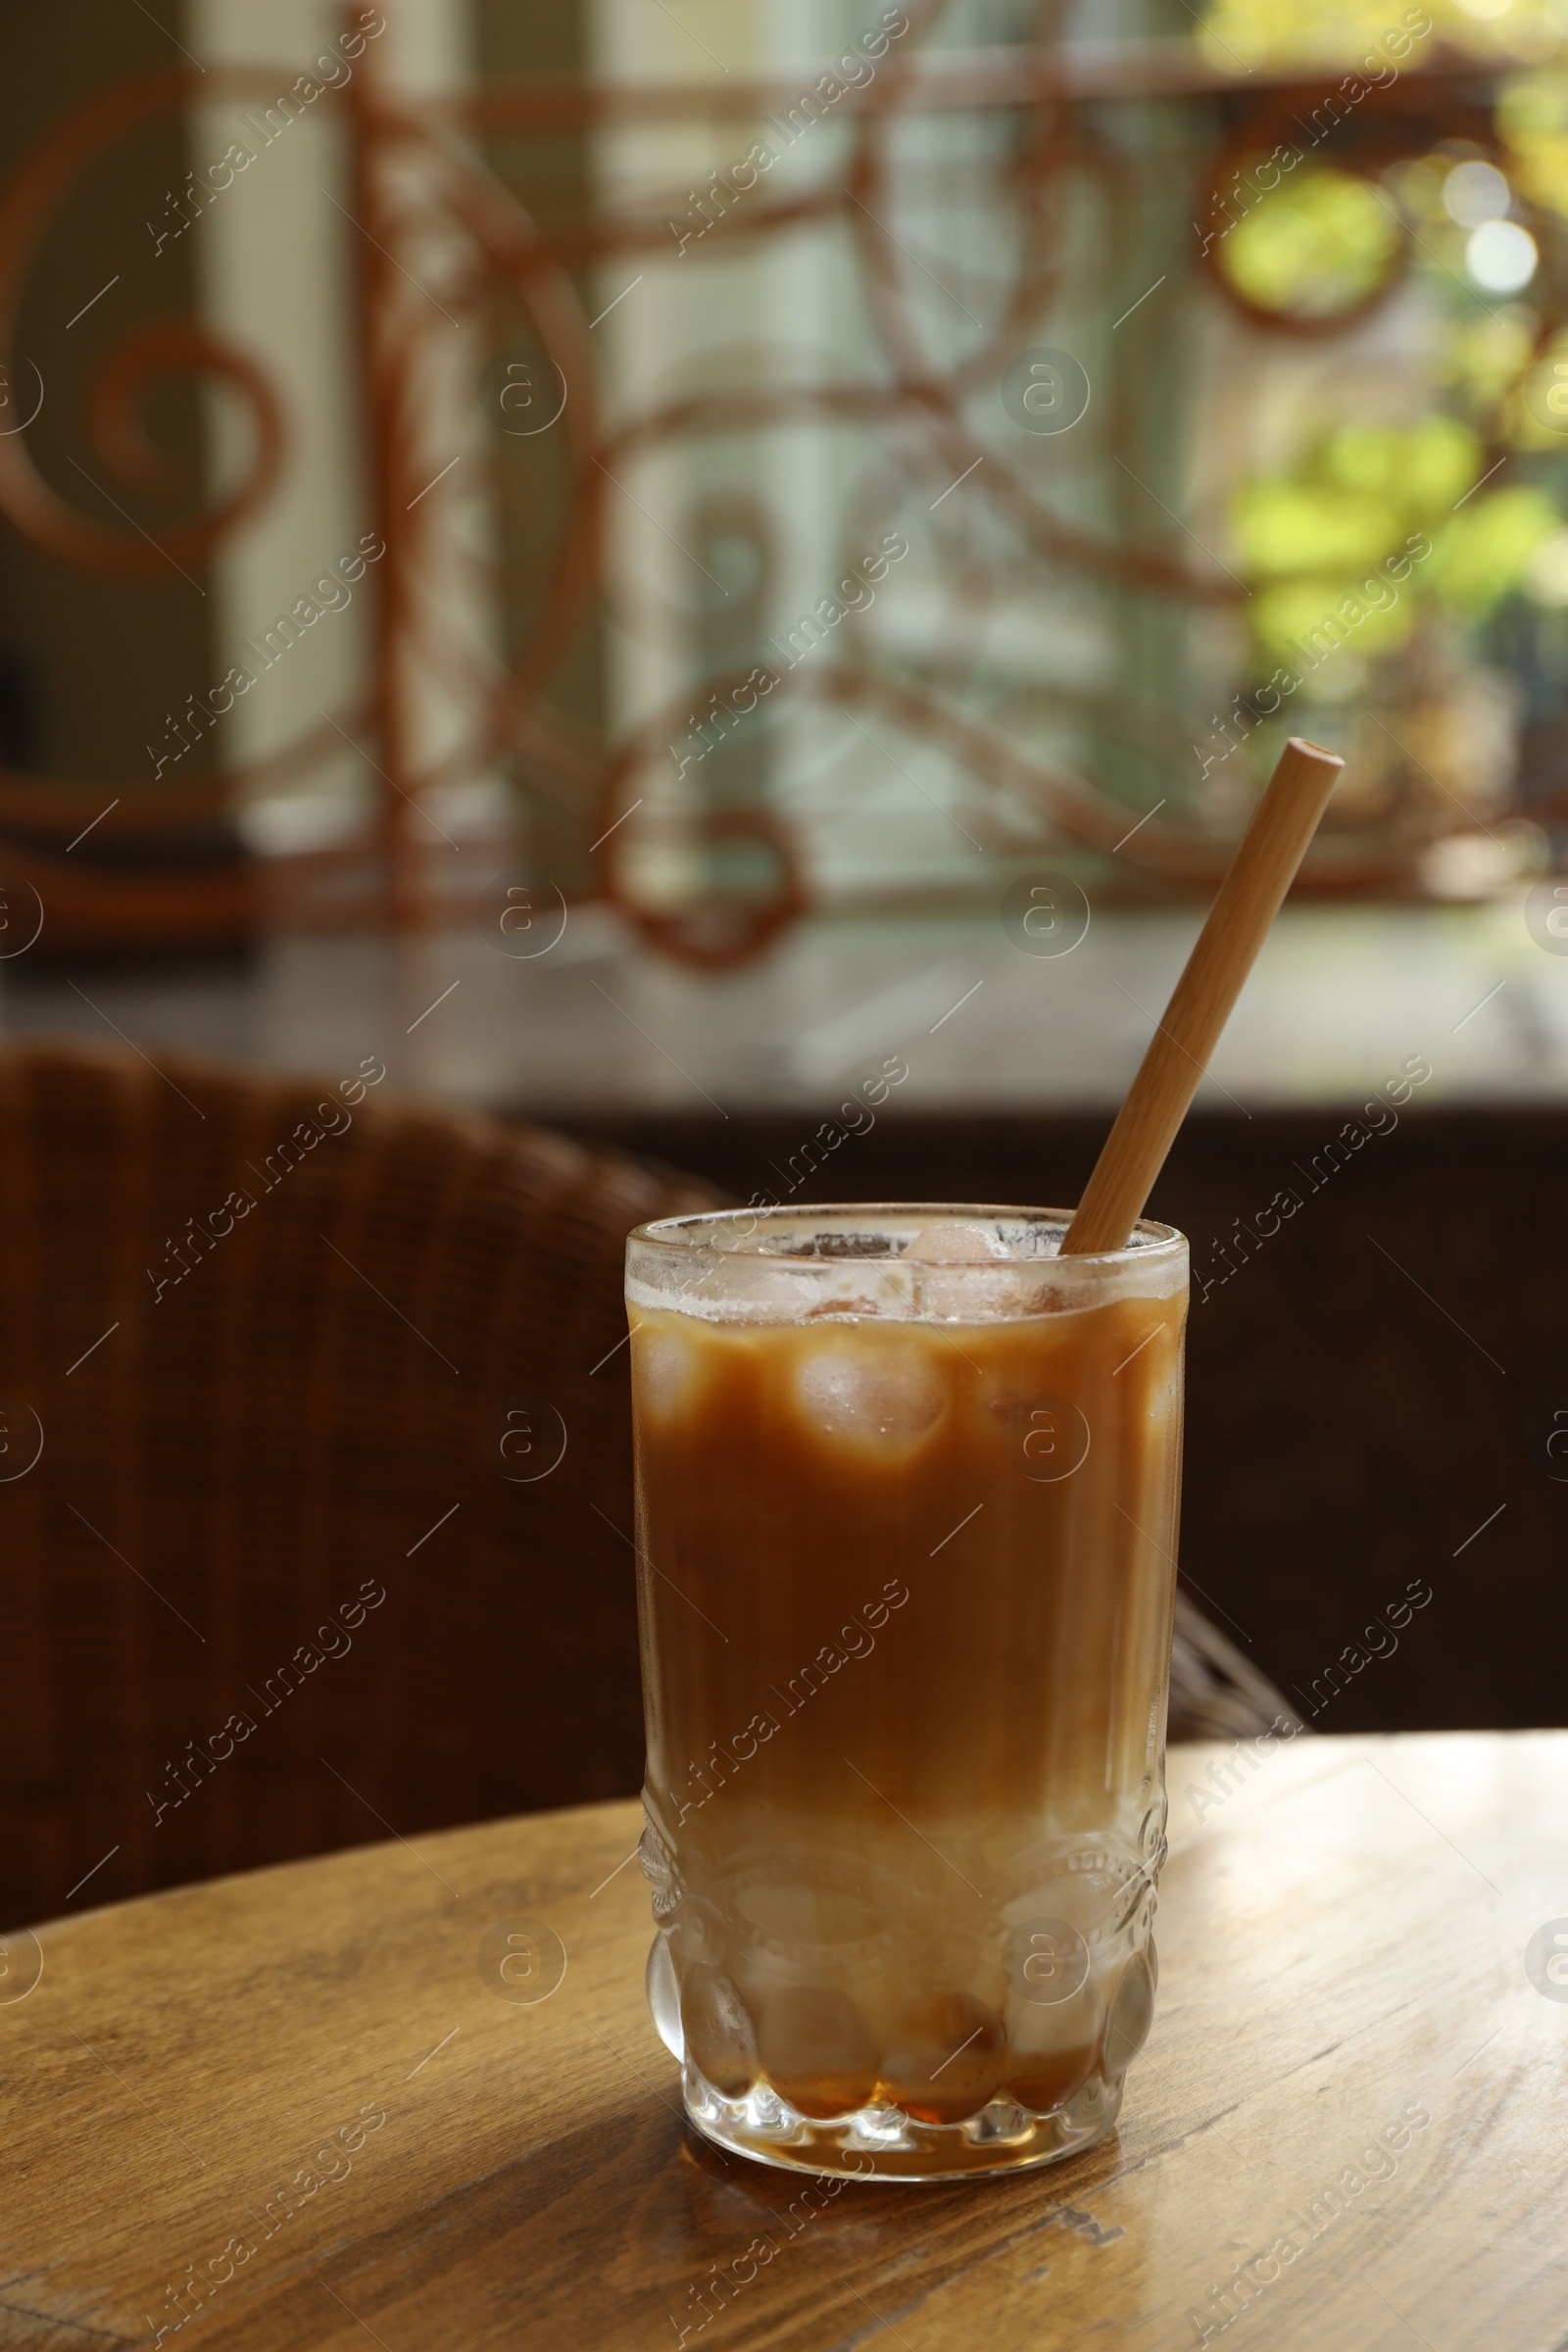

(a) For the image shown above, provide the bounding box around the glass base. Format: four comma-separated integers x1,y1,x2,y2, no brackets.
681,2057,1123,2182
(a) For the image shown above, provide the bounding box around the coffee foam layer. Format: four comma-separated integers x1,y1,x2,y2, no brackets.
627,1250,1186,1325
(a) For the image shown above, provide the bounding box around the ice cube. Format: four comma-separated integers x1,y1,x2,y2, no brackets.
646,1933,684,2059
1003,1943,1102,2114
900,1221,1039,1319
758,1984,878,2120
633,1325,694,1420
680,1963,760,2099
878,1990,1005,2125
901,1222,1011,1262
1102,1946,1155,2077
795,1336,945,1446
1004,2034,1098,2116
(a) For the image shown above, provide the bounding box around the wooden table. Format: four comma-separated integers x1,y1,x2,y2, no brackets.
6,1732,1566,2351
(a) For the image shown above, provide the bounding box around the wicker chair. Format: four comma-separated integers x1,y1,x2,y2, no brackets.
0,1042,1292,1932
0,1041,720,1930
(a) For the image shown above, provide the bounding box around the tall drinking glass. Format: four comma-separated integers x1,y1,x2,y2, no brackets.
627,1204,1188,2181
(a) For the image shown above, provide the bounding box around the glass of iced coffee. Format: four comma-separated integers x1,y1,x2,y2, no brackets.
627,1203,1188,2181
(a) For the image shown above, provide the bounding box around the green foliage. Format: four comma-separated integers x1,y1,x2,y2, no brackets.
1221,169,1400,318
1427,483,1560,612
1251,577,1414,661
1235,420,1558,661
1201,0,1424,67
1200,0,1553,74
1498,72,1568,221
1234,417,1479,579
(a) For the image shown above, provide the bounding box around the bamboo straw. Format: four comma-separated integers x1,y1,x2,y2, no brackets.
1060,736,1345,1257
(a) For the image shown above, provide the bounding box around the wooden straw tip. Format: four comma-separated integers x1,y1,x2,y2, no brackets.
1286,735,1346,769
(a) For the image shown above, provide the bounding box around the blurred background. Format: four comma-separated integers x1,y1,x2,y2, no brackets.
3,0,1568,1824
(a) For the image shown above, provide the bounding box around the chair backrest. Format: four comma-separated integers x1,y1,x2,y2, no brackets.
0,1042,717,1929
